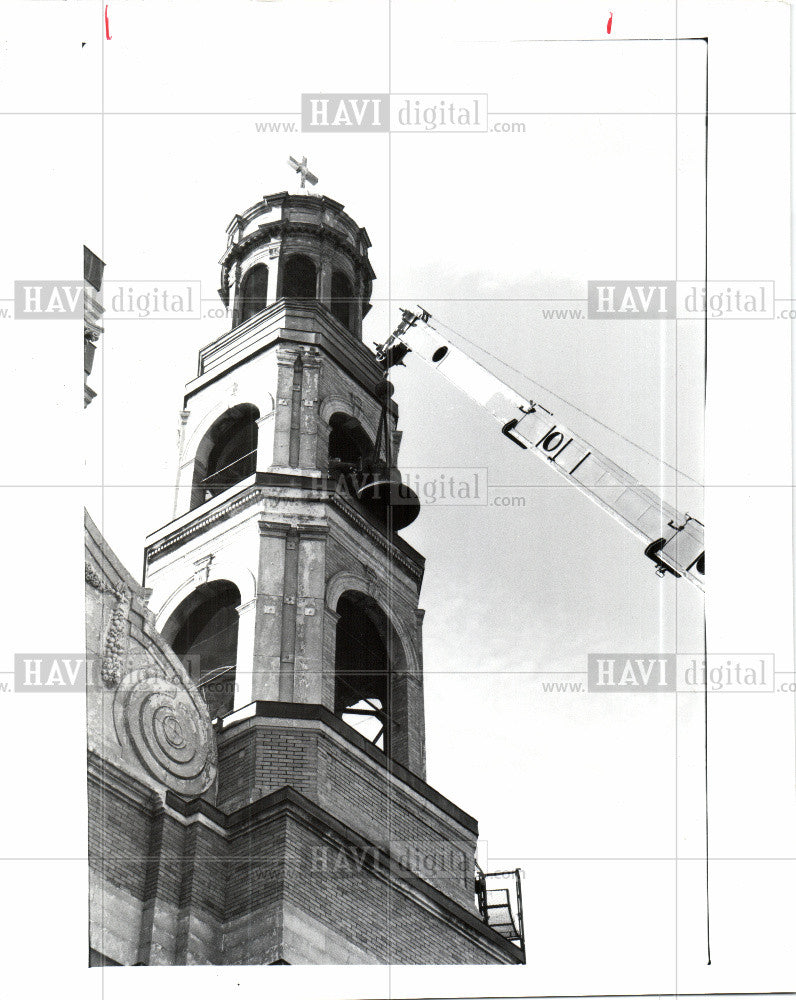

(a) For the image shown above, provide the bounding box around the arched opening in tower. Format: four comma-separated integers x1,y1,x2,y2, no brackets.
334,591,400,753
190,403,259,509
161,580,241,720
330,270,354,332
282,254,317,300
328,412,372,469
238,263,269,324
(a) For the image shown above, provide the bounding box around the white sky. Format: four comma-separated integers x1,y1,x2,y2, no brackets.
0,0,794,996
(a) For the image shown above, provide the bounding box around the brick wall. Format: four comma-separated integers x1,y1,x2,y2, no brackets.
280,815,509,964
88,778,152,903
318,737,474,909
89,761,521,966
217,724,319,809
216,715,476,909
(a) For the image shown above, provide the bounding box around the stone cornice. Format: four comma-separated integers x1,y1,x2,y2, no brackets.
145,476,424,585
189,301,391,410
146,485,267,562
229,192,371,251
221,218,375,281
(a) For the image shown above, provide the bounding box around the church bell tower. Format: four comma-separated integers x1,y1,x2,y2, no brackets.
140,178,524,965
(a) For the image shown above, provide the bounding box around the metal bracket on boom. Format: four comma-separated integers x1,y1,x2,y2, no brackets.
501,419,528,449
643,537,683,579
644,513,706,581
374,307,432,370
501,403,545,449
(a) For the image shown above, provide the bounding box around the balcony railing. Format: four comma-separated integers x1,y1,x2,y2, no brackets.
475,865,525,957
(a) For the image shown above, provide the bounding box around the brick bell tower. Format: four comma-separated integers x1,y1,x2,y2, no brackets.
141,179,524,965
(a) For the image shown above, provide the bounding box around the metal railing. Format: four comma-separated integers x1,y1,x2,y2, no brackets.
201,449,257,498
195,664,236,690
475,865,525,957
196,665,237,725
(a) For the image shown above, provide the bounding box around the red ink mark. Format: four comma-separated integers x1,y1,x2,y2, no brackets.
105,5,112,40
607,11,613,34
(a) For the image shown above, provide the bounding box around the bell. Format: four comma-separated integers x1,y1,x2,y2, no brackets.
356,464,421,531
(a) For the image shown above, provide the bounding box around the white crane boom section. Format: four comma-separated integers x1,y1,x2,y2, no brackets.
378,309,704,591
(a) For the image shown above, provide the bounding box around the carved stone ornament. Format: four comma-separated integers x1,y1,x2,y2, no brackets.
101,588,131,688
86,562,131,687
113,664,217,796
85,562,103,590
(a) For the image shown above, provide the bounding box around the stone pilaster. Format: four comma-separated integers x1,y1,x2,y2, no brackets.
294,524,329,703
254,520,291,702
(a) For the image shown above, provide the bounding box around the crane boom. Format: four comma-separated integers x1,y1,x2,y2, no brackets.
377,308,705,591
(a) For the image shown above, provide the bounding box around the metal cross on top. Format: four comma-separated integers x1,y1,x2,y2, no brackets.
287,155,318,189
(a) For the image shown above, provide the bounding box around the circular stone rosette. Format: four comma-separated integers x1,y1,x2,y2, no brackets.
113,666,217,795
